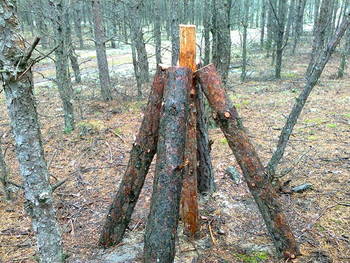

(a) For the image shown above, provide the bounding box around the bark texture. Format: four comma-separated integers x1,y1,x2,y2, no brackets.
211,0,231,85
195,84,215,193
0,2,63,262
92,0,113,101
306,0,332,74
0,137,11,200
144,67,190,263
99,67,167,247
50,0,75,131
196,64,300,259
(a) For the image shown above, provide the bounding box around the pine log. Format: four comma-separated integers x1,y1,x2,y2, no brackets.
196,64,300,259
99,66,167,247
195,83,215,193
179,24,199,237
144,67,190,263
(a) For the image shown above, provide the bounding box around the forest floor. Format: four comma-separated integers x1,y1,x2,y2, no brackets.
0,38,349,263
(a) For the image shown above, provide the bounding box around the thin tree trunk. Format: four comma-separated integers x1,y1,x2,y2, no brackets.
65,8,81,83
211,0,231,85
99,67,167,247
128,2,149,84
131,43,142,97
92,0,113,101
0,137,11,200
241,0,250,82
203,0,211,65
154,0,162,65
306,0,332,75
197,64,300,260
260,0,266,48
0,3,63,261
144,67,190,263
267,13,350,176
275,0,287,79
50,0,75,132
313,0,320,34
170,0,180,65
73,1,84,49
292,0,307,54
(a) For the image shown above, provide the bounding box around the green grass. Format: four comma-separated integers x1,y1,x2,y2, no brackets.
233,251,269,263
326,123,337,128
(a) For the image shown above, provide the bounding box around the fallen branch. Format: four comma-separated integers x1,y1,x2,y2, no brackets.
52,178,68,191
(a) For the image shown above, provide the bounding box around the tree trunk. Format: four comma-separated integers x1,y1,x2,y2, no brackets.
33,0,49,49
65,8,81,83
337,23,350,78
306,0,332,75
285,0,296,47
131,43,142,97
73,1,84,49
154,0,162,65
99,67,167,247
203,0,211,65
313,0,321,34
292,0,307,54
265,2,273,57
170,0,180,65
268,12,350,176
274,0,287,79
211,0,231,85
196,64,300,260
260,0,266,49
0,137,11,200
0,3,63,262
195,84,215,193
241,0,250,82
50,0,75,132
128,2,150,84
92,0,113,101
144,67,190,263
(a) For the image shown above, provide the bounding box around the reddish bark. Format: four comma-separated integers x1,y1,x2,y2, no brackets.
144,67,190,263
196,64,300,259
99,66,167,247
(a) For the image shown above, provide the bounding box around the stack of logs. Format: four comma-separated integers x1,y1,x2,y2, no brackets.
99,25,300,263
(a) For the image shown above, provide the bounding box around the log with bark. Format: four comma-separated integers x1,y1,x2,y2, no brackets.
99,66,167,247
144,67,190,263
196,64,300,260
195,83,215,193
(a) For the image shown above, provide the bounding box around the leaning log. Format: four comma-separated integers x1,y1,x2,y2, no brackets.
196,64,300,260
99,66,167,247
179,24,199,237
195,83,215,193
144,67,190,263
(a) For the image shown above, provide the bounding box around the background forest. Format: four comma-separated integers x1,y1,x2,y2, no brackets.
0,0,349,262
